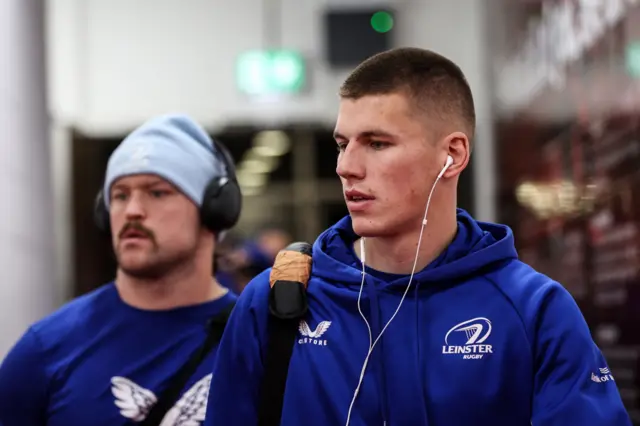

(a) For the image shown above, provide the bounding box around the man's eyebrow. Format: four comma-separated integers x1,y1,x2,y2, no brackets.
145,180,171,188
111,183,127,192
111,179,171,192
360,129,396,139
333,129,396,140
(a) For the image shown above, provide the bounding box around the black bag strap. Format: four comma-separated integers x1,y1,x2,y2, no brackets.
258,242,312,426
139,300,236,426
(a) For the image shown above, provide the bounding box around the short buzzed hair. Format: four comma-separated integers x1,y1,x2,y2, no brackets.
339,47,476,142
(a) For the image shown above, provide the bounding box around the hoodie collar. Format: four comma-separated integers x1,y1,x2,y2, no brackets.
311,209,518,288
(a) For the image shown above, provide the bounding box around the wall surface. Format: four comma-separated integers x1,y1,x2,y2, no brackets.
47,1,494,143
0,0,57,357
48,0,391,135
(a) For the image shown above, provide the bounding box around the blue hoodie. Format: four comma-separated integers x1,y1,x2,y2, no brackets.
0,283,236,426
205,210,631,426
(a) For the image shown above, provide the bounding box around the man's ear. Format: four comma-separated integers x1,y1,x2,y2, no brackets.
442,131,470,178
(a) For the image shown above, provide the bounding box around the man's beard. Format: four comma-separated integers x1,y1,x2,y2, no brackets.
117,247,195,280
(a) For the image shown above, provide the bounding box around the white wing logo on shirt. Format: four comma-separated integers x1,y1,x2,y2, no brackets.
299,320,332,338
111,373,212,425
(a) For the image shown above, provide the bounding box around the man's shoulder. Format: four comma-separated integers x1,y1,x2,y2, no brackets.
235,268,272,312
31,283,116,344
485,259,577,328
487,260,563,296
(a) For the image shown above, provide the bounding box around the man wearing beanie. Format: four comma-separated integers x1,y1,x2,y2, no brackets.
0,114,241,426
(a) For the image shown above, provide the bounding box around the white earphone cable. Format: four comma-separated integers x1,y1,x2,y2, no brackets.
344,158,451,425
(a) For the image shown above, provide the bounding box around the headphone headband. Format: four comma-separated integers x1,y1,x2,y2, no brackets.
211,138,237,183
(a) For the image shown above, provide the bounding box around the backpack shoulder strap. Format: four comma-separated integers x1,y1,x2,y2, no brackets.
257,242,312,426
139,300,236,426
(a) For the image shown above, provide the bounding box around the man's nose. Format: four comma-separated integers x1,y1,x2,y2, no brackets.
124,193,146,220
336,144,365,180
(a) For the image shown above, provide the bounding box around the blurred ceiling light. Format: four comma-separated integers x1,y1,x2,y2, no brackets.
237,171,267,188
557,181,578,214
242,148,262,162
252,130,291,156
515,180,596,219
241,186,265,197
515,182,537,205
240,156,279,174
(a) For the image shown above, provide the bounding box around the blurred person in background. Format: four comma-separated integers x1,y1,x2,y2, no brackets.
215,226,291,293
0,114,242,426
205,47,631,426
213,231,244,292
253,226,292,261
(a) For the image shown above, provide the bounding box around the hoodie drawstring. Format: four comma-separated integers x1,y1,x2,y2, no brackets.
365,276,390,424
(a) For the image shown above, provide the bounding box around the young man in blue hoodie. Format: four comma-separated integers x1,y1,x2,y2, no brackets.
204,48,631,425
0,114,242,426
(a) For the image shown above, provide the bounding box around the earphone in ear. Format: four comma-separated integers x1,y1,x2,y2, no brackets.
437,155,454,179
446,154,454,168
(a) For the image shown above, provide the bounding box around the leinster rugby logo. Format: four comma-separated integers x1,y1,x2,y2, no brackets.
442,317,493,360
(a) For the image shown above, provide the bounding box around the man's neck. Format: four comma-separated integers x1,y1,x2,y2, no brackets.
115,263,228,311
355,211,457,275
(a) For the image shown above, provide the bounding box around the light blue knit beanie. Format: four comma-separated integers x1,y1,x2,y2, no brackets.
103,113,224,208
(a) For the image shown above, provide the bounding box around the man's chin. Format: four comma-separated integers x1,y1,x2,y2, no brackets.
351,217,383,238
117,255,165,280
119,264,161,280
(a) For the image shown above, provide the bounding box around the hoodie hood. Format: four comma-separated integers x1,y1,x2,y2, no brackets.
312,208,518,288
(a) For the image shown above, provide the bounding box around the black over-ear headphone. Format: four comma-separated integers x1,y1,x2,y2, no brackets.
93,138,242,236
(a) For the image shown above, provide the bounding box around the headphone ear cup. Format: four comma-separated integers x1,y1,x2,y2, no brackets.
93,190,111,235
200,177,242,233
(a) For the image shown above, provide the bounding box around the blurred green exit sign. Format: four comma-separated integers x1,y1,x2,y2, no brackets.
626,41,640,78
236,50,306,96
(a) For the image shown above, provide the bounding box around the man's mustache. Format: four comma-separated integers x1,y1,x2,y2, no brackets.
119,222,155,241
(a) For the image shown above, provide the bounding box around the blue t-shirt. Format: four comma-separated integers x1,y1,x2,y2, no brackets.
0,282,236,426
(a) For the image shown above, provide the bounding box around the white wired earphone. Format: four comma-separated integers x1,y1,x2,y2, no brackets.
344,155,454,426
